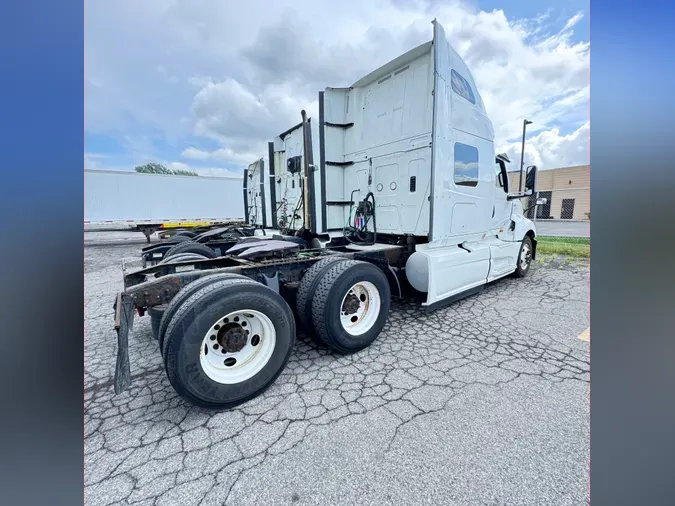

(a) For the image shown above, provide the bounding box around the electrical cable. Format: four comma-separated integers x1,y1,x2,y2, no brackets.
342,189,376,245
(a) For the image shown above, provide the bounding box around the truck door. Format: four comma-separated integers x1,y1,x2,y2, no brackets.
443,129,494,242
488,157,520,280
491,158,513,235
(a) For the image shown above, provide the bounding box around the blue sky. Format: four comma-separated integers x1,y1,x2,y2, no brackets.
85,0,589,176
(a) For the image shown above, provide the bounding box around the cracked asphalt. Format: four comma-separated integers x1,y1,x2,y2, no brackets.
85,240,590,506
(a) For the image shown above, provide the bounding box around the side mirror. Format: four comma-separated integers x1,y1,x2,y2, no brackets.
524,165,537,195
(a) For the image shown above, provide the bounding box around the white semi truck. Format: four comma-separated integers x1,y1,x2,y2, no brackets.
113,20,539,410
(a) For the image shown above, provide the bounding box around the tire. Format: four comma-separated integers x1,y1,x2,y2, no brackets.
164,241,218,260
149,304,168,340
158,273,253,353
161,234,192,244
513,235,534,278
159,253,208,265
310,260,391,354
296,256,348,331
162,278,296,409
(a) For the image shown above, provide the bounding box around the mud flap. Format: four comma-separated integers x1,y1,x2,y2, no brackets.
113,292,135,394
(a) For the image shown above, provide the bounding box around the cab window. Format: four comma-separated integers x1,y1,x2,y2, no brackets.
494,159,508,193
495,162,503,188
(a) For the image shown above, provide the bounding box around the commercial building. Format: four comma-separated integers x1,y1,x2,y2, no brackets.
508,164,590,220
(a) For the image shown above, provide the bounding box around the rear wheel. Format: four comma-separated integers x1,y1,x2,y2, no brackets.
149,304,167,341
164,241,217,260
158,273,252,353
159,252,208,264
311,260,390,354
513,235,533,278
296,256,347,332
161,234,192,244
162,278,295,409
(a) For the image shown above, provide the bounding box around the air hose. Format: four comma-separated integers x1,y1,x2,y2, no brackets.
343,191,376,245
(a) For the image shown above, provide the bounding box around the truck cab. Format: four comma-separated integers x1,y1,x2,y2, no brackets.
245,19,538,309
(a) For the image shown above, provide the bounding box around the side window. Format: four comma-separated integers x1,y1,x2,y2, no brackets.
454,143,479,187
450,69,476,104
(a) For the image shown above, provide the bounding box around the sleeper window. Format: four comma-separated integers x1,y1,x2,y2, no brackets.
450,69,476,104
454,143,479,187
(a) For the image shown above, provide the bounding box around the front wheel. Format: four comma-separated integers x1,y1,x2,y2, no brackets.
162,278,295,409
513,235,533,278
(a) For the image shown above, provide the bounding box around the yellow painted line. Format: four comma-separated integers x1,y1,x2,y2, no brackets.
578,327,590,342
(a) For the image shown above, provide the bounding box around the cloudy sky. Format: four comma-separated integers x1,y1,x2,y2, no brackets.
85,0,589,177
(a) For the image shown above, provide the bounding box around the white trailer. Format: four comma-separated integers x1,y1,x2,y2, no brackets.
84,169,245,240
113,20,540,410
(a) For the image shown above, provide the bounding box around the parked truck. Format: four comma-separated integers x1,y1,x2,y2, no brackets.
112,20,539,410
84,169,245,241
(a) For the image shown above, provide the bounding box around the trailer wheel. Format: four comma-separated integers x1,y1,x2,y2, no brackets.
163,278,295,409
513,235,533,278
164,241,218,260
311,260,390,354
158,273,253,353
149,304,167,341
296,256,347,334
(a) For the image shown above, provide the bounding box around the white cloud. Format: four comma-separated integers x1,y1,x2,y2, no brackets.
181,147,211,160
167,161,190,171
181,144,266,166
211,147,265,166
498,121,590,170
86,1,589,170
195,167,245,178
562,11,584,32
190,78,315,145
84,153,110,170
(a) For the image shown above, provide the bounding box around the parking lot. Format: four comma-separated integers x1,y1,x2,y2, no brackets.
85,236,590,506
535,220,590,238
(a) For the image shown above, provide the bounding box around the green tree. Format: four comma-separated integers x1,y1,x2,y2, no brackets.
134,163,198,176
171,169,199,176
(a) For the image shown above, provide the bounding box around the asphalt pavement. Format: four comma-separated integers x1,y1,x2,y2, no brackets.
85,238,590,506
535,220,590,238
